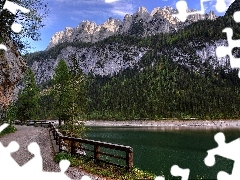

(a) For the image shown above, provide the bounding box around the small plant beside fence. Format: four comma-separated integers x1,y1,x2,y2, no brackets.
49,123,133,171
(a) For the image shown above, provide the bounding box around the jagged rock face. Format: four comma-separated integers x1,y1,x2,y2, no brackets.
0,37,26,110
159,39,230,73
46,6,217,50
31,38,230,85
32,43,148,84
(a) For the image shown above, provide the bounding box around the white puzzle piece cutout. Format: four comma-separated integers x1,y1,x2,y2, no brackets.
173,0,227,22
216,11,240,78
0,141,21,178
81,175,92,180
215,0,227,13
0,123,9,132
20,142,43,179
155,176,165,180
0,141,71,179
171,165,190,180
204,132,240,180
0,112,91,179
0,0,30,51
0,139,93,179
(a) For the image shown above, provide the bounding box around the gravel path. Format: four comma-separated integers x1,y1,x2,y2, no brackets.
0,125,104,180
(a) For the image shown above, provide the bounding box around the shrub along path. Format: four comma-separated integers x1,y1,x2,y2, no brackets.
0,125,103,180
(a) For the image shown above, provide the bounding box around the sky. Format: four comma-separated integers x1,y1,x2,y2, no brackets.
27,0,235,53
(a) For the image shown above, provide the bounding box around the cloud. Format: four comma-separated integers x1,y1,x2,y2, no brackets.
106,0,135,17
54,0,104,6
111,10,129,16
105,0,119,3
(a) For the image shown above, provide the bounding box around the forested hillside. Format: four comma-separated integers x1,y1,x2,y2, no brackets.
24,0,240,120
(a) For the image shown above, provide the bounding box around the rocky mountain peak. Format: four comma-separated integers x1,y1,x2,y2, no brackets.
46,6,217,50
136,6,149,16
132,6,150,21
150,7,161,16
77,20,96,33
103,18,122,28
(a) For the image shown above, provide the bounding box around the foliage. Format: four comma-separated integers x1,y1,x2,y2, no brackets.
52,59,71,125
24,41,91,66
33,1,240,120
0,125,16,137
4,103,17,125
52,58,87,137
16,68,39,122
38,90,55,120
0,0,49,52
63,55,87,138
86,55,240,120
54,152,157,180
58,121,87,138
68,55,87,122
37,52,240,120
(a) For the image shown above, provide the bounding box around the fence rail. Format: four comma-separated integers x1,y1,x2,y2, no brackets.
49,123,133,171
14,120,50,127
27,120,50,127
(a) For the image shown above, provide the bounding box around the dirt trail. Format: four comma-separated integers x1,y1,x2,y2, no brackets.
0,125,103,180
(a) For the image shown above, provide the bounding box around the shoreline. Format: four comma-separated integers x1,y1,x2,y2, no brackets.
84,120,240,129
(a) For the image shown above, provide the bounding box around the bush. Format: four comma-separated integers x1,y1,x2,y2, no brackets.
54,152,157,179
58,121,87,138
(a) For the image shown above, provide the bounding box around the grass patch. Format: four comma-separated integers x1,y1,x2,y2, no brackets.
54,152,158,179
0,125,17,137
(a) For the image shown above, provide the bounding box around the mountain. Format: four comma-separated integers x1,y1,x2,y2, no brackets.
46,6,216,50
25,6,219,85
24,1,240,120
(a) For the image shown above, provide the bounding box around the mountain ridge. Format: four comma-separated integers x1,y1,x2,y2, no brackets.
23,0,240,120
46,6,216,50
25,1,240,86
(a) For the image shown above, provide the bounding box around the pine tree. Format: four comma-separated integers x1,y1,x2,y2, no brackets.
52,59,71,126
69,55,87,121
53,57,87,138
67,55,87,137
16,68,39,122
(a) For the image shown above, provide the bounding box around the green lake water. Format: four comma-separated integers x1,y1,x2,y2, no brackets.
86,126,240,179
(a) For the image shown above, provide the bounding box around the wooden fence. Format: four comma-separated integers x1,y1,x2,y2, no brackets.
49,123,133,171
14,120,50,127
26,120,50,127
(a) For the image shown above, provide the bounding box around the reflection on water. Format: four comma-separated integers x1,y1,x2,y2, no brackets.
86,126,240,179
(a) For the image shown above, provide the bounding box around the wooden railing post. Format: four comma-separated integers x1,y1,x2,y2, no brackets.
48,124,134,170
126,147,133,171
56,131,59,145
59,135,62,152
70,138,75,156
94,143,100,161
53,130,56,140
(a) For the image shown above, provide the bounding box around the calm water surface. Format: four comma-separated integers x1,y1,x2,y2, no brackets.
86,126,240,179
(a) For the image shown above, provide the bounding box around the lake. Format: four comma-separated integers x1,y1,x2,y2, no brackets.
86,126,240,179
